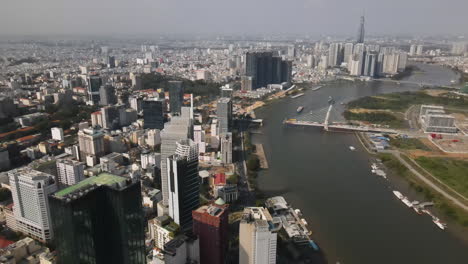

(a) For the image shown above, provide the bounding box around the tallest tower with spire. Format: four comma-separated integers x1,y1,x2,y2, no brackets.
357,15,365,43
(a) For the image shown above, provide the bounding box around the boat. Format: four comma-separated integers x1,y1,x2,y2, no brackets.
393,191,404,200
308,240,319,251
349,146,356,151
340,102,345,105
301,219,308,225
413,207,423,215
432,218,446,230
371,163,378,170
312,86,322,91
451,79,456,84
297,106,304,113
402,197,413,208
291,93,304,99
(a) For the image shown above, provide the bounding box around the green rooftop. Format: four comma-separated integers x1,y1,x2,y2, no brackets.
54,173,127,198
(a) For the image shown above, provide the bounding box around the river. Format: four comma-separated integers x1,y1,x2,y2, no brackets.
253,63,468,264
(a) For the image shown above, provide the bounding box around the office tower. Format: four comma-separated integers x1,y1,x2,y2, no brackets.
56,158,85,186
87,75,102,105
49,173,146,264
343,43,354,64
77,127,105,161
217,97,232,134
129,96,143,113
192,202,229,264
409,44,417,56
99,84,117,106
243,51,292,90
91,111,103,128
328,43,343,67
363,52,377,77
8,168,57,242
169,81,184,115
416,45,424,56
107,55,116,68
357,15,365,43
51,127,64,141
220,133,232,164
101,104,125,130
167,139,199,232
239,207,279,264
160,110,192,213
142,98,165,130
193,125,206,154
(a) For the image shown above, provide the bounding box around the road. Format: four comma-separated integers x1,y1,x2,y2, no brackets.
234,119,255,206
385,150,468,211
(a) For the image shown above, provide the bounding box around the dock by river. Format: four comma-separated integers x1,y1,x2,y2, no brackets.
255,143,269,169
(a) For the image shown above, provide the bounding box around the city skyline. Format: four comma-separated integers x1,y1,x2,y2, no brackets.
1,0,468,37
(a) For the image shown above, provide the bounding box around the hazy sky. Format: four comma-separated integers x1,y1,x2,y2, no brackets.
1,0,467,36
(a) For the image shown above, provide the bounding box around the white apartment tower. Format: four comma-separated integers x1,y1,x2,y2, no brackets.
239,207,279,264
51,127,64,141
56,158,85,186
8,168,57,242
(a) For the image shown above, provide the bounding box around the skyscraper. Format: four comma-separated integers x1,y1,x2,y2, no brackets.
363,52,377,77
239,207,280,264
217,97,232,134
160,109,192,214
169,81,184,115
142,98,165,130
49,173,146,264
343,43,354,64
357,15,365,43
99,84,117,106
87,75,102,105
8,167,57,242
192,202,229,264
167,139,199,232
56,158,85,186
328,43,344,67
242,51,292,90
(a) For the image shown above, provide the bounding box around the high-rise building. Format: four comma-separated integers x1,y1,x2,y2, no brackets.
49,173,146,264
343,43,354,64
56,158,85,186
220,133,232,164
287,45,296,57
8,167,57,242
416,45,424,56
51,127,64,141
383,53,400,75
101,104,125,130
142,98,165,130
148,215,176,250
363,52,377,77
147,129,162,148
131,73,143,90
107,55,116,68
243,51,292,90
99,84,117,106
349,53,364,76
239,207,280,264
451,42,467,55
357,15,365,43
192,202,229,264
87,75,102,105
77,127,105,162
167,139,199,232
397,52,408,71
409,44,417,56
160,109,192,214
217,97,232,134
169,81,184,115
328,43,344,67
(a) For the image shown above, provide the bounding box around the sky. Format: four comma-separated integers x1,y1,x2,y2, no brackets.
0,0,467,37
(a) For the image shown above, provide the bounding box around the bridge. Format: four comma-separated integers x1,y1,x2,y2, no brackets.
284,97,398,134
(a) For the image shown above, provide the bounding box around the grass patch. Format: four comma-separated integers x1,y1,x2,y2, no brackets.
390,137,430,151
347,91,468,111
415,157,468,199
379,153,468,227
344,110,405,128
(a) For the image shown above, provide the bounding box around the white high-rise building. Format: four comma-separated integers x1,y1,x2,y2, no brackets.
343,43,354,64
416,45,424,56
220,133,232,164
193,125,206,154
328,43,343,67
239,207,279,264
56,158,85,186
409,44,417,56
77,128,105,162
8,167,57,242
51,127,64,141
147,129,161,148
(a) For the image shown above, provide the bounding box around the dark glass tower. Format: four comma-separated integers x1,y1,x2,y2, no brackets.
357,15,365,43
49,173,146,264
142,98,165,130
168,81,184,115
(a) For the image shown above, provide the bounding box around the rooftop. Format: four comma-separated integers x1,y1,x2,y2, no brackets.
54,173,126,198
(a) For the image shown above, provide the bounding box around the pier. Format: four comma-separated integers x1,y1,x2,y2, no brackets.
255,143,269,169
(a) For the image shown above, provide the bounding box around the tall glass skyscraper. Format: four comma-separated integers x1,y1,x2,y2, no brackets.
142,98,165,130
49,173,146,264
169,81,184,115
